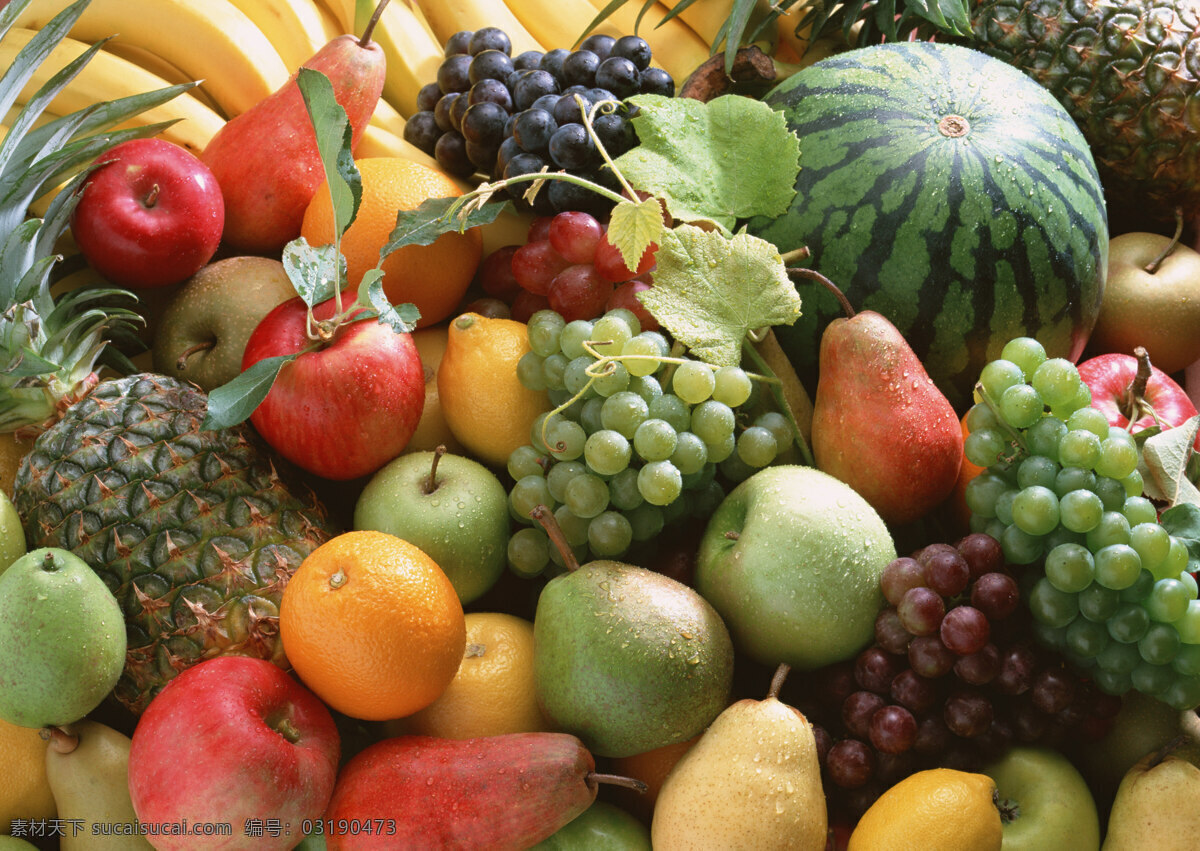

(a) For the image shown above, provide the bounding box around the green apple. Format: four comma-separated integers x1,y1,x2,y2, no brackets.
530,800,651,850
151,255,297,391
0,488,24,573
983,746,1100,851
1086,232,1200,374
353,448,508,605
695,465,895,670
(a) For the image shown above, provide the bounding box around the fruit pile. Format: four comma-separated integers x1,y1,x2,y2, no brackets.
3,0,1200,850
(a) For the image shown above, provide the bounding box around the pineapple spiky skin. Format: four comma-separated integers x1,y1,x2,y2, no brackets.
13,373,340,714
971,0,1200,211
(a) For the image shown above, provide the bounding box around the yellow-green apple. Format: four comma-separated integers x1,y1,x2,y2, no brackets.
127,656,339,851
152,257,298,392
1077,350,1199,448
0,489,23,572
982,746,1101,851
352,448,509,605
70,138,223,289
1086,232,1200,375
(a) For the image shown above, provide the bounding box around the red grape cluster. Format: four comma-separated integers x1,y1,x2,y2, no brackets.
796,533,1122,818
479,209,658,324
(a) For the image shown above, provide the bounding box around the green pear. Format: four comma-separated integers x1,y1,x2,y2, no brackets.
533,508,735,759
1102,740,1200,850
0,548,126,728
44,720,153,851
530,800,651,850
651,664,827,850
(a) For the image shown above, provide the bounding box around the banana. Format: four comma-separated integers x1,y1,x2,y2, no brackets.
403,0,441,44
355,123,441,171
576,0,712,82
414,0,545,57
371,0,447,117
657,0,777,53
0,29,227,156
227,0,334,71
370,98,410,140
12,0,290,120
100,42,224,114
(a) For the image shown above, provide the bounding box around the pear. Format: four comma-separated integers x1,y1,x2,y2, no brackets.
44,721,153,851
1102,737,1200,850
651,665,826,850
0,548,126,728
808,272,962,526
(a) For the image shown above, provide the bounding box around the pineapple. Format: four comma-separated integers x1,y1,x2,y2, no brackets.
1,0,338,715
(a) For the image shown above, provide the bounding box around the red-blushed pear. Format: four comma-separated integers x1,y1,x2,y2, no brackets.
1086,229,1200,375
127,656,340,851
806,270,963,527
198,0,389,254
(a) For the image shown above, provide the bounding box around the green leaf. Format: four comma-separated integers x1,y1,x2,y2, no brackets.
1139,416,1200,507
637,224,801,367
606,198,665,276
363,270,420,334
907,0,973,37
379,197,508,256
202,354,296,431
616,94,800,233
1160,503,1200,575
282,237,344,307
296,67,361,238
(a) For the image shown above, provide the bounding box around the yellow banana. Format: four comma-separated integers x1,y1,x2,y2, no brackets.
317,0,356,32
12,0,290,119
403,0,441,44
355,123,441,171
0,29,226,156
312,0,347,39
371,0,446,117
370,98,410,140
657,0,777,53
99,42,224,115
414,0,545,57
227,0,334,71
577,0,712,82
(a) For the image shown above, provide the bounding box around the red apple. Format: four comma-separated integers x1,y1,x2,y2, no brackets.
127,656,340,851
1077,349,1199,448
70,138,224,289
242,295,425,480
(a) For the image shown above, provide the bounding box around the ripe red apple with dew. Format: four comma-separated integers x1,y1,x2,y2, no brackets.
127,656,340,851
1077,347,1200,449
70,138,224,289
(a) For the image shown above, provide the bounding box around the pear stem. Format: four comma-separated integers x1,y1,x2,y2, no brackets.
787,267,856,318
424,444,446,495
1144,207,1184,274
767,663,791,700
359,0,390,46
530,504,579,572
1148,734,1188,770
42,725,79,754
586,772,649,794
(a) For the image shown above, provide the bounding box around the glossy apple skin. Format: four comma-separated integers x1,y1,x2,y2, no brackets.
982,746,1100,851
127,656,340,851
70,138,224,289
242,295,425,481
1077,352,1199,448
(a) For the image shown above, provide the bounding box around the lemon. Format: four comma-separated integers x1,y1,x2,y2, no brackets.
848,768,1002,851
0,719,56,834
438,313,550,469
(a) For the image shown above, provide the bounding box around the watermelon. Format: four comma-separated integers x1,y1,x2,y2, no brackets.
751,42,1108,412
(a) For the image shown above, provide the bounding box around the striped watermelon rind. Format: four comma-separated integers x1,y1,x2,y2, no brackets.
751,41,1108,411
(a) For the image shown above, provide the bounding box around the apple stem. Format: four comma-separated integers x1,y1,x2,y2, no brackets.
175,340,215,371
529,504,580,572
424,444,446,495
1120,346,1159,427
586,772,649,794
995,792,1020,825
788,267,855,318
41,725,79,754
766,663,791,700
359,0,390,47
1144,207,1184,274
144,183,160,208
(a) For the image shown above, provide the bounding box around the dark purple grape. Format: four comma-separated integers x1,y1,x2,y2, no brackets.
433,131,474,178
913,714,953,755
908,635,956,678
449,90,471,130
563,50,600,87
546,175,608,216
468,78,513,110
592,112,636,157
881,557,926,606
869,705,918,754
954,643,1001,685
638,66,674,96
513,49,544,70
994,643,1039,695
539,48,570,82
855,647,901,694
402,111,440,156
917,542,958,565
548,123,596,170
940,606,990,656
957,533,1005,578
468,49,514,84
898,587,945,636
513,108,557,154
444,30,473,57
842,690,886,739
889,669,939,714
468,27,511,56
818,661,858,709
611,34,652,69
596,56,639,99
416,82,441,112
944,690,993,738
826,739,875,789
578,33,616,61
1031,667,1077,715
552,89,592,126
971,571,1020,621
460,101,509,147
512,69,560,111
975,715,1015,759
464,140,498,171
1011,696,1050,742
924,550,970,597
874,608,912,655
812,724,832,766
502,151,547,188
437,54,472,93
494,135,523,178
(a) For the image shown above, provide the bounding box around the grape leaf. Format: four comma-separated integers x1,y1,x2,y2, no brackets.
614,94,800,233
1160,502,1200,574
606,197,665,276
282,237,345,307
296,68,360,238
1139,415,1200,506
638,224,801,366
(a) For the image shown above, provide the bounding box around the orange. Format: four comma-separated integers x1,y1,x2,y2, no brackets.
0,719,55,834
403,612,551,740
279,530,466,722
437,312,551,469
299,157,482,329
848,768,1002,851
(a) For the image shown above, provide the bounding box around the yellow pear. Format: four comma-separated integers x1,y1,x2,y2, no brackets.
1102,740,1200,851
651,664,826,850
